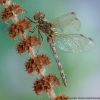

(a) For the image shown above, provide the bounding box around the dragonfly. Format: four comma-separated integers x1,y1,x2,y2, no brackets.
26,11,94,87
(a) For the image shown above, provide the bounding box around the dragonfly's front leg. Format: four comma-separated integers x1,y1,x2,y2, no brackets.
29,26,37,33
38,29,43,41
25,16,37,23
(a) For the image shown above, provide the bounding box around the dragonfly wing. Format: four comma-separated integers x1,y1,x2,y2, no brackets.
54,34,94,52
51,12,81,33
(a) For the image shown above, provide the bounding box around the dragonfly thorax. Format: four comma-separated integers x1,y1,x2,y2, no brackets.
38,20,53,36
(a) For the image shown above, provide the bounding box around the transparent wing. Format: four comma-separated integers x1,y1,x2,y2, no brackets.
51,12,81,33
54,34,94,52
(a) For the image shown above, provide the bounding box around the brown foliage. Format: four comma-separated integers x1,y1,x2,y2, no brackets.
17,35,41,54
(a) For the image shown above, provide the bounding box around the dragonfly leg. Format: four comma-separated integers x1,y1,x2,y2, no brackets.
38,29,43,41
29,26,37,33
25,16,37,23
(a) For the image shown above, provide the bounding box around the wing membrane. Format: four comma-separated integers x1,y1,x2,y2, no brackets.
51,12,81,33
54,34,94,52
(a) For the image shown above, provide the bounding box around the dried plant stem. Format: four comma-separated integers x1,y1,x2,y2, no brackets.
48,88,56,100
1,0,68,100
4,0,57,99
12,12,18,23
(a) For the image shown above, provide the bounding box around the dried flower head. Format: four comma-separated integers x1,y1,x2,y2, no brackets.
25,54,50,74
54,96,68,100
26,35,41,46
17,35,41,54
34,54,50,66
1,3,23,22
33,74,60,95
0,0,6,4
8,18,32,38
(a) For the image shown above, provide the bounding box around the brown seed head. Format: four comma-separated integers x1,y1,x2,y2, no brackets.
25,54,50,74
17,39,26,54
27,35,41,46
33,74,60,95
54,96,68,100
17,35,41,54
1,3,23,22
8,18,32,38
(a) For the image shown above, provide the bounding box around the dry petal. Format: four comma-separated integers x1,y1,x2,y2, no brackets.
26,35,41,46
33,74,59,95
25,58,34,74
1,3,23,22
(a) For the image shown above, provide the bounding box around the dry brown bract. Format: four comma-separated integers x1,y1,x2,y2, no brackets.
54,96,68,100
8,18,32,38
17,35,41,54
25,54,50,74
0,0,6,4
1,3,23,22
33,74,60,95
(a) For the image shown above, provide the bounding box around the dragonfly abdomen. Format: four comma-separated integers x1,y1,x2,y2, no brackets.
48,38,67,86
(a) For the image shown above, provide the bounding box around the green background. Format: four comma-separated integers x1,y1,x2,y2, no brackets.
0,0,100,100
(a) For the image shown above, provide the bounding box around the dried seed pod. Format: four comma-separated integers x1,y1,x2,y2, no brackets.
17,39,26,54
18,18,32,29
33,54,50,66
25,58,34,74
17,35,41,54
8,18,32,38
54,96,68,100
25,54,50,74
1,3,23,22
33,74,60,95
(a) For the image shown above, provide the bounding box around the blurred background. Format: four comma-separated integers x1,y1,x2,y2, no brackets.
0,0,100,100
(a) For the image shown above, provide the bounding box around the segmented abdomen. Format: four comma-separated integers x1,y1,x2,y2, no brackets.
48,39,67,86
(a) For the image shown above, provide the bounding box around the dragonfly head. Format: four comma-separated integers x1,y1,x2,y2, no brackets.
33,11,45,21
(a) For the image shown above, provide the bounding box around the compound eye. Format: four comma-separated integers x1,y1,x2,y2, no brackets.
33,11,45,20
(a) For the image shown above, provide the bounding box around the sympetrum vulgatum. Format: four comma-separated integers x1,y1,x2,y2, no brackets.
26,11,94,86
